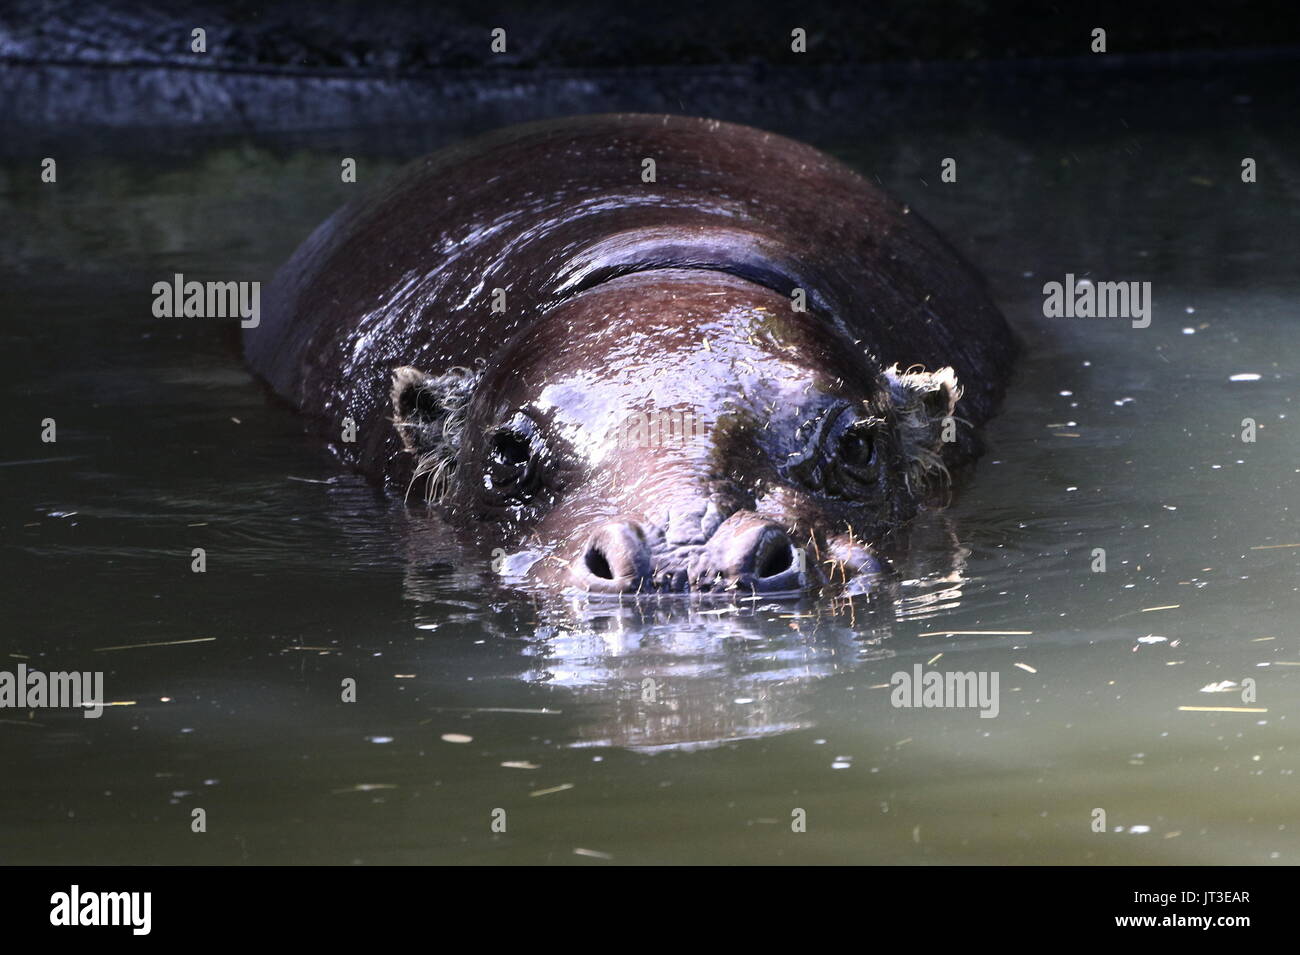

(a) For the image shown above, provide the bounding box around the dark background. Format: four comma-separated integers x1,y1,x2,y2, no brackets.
2,0,1298,134
5,0,1300,70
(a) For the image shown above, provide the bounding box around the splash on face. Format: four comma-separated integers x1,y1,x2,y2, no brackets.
390,271,961,596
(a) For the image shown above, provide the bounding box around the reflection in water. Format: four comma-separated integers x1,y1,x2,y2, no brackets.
400,511,975,752
523,606,883,752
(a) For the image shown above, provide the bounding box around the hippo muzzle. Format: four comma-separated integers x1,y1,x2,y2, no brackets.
575,510,808,595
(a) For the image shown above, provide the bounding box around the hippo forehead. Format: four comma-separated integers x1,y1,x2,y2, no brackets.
479,271,880,439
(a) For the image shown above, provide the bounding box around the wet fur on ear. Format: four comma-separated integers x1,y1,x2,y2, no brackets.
882,363,963,492
390,365,479,502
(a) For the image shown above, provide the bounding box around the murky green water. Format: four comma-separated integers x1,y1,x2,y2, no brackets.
1,64,1296,864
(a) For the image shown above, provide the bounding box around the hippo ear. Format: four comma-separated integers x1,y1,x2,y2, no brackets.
390,365,479,500
882,363,962,487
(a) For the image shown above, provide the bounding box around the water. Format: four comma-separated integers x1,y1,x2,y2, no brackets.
1,60,1296,864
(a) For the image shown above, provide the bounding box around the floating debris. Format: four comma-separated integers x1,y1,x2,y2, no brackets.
573,848,613,860
1200,681,1239,693
1141,605,1180,613
917,630,1033,637
0,456,82,468
93,637,215,652
529,783,575,797
440,733,473,744
1178,705,1268,713
1014,663,1037,673
501,761,540,770
331,783,397,794
424,707,561,715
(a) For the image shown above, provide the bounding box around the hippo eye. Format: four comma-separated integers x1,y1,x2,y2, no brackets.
787,403,880,495
484,420,539,497
838,420,877,474
820,409,884,496
491,431,531,468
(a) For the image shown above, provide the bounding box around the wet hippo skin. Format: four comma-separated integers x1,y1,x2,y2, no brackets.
245,113,1017,595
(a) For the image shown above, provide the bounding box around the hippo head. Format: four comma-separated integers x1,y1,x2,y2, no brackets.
389,270,961,596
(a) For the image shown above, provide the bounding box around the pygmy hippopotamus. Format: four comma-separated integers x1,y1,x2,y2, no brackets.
244,114,1017,596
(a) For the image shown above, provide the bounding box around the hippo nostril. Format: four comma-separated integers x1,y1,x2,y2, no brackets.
756,537,795,579
585,546,615,580
574,521,652,592
702,517,803,591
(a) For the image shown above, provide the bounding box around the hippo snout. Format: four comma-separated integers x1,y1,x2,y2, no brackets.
578,521,655,592
573,511,807,595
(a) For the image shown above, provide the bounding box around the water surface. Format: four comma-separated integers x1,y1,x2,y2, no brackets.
1,62,1296,864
